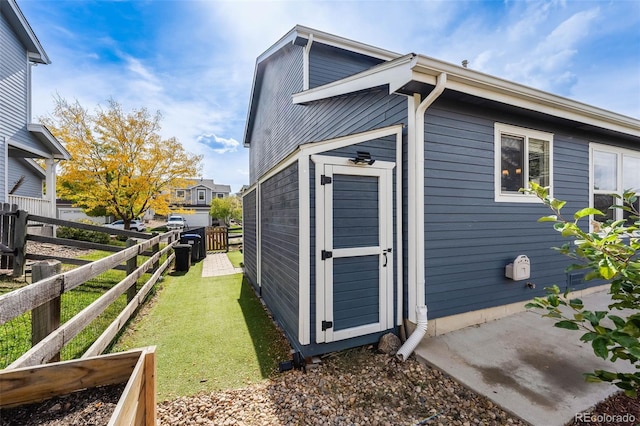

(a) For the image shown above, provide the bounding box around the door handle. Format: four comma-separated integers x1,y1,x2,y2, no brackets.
382,248,392,267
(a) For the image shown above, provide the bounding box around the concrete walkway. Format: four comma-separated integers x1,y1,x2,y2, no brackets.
414,290,634,426
201,252,243,277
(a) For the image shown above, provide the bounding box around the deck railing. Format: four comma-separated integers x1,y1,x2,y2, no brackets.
7,195,53,218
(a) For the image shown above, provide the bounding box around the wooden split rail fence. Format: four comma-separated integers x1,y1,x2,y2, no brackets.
0,208,181,368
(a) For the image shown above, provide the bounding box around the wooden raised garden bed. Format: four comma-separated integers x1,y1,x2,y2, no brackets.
0,346,156,425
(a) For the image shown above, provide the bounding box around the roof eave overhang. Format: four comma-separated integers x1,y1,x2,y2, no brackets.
291,52,640,138
27,123,71,159
292,53,417,105
243,25,401,147
411,56,640,138
2,0,50,65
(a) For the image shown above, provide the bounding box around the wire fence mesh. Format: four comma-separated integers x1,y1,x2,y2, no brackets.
0,248,167,368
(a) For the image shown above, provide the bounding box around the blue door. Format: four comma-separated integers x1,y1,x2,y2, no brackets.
314,157,394,343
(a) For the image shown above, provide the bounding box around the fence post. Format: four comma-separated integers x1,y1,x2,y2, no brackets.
151,233,160,273
225,227,229,253
31,260,62,362
12,210,28,277
126,239,137,303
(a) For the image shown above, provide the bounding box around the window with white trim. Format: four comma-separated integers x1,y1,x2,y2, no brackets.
591,144,640,226
176,190,185,198
494,123,553,202
197,189,206,203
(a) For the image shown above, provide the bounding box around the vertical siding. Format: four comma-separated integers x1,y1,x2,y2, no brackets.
260,163,299,342
308,43,384,89
422,98,595,319
242,189,258,289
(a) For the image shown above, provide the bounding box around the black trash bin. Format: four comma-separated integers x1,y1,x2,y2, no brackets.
173,244,191,272
180,234,202,262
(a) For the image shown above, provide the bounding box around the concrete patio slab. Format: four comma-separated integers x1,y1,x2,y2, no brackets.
414,290,634,425
201,252,243,277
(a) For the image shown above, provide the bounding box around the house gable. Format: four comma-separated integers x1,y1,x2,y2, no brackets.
243,26,640,358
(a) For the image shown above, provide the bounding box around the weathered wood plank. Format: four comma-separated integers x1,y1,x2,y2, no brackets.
82,255,172,358
0,232,172,324
8,247,171,367
126,239,137,303
31,261,62,362
26,214,153,240
27,234,122,253
26,254,92,266
144,348,157,426
7,248,165,368
109,351,145,426
0,349,143,408
12,210,27,277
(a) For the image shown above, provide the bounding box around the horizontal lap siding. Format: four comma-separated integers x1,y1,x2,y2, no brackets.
249,45,304,183
260,163,299,342
423,99,591,319
7,158,42,197
242,189,258,289
1,14,28,200
249,42,406,183
309,44,384,89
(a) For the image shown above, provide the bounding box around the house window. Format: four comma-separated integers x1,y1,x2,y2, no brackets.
217,193,224,198
494,123,553,202
176,190,185,198
591,144,640,227
198,190,206,203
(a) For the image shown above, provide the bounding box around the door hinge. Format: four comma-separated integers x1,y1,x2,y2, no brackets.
320,175,332,185
322,320,333,331
321,250,333,260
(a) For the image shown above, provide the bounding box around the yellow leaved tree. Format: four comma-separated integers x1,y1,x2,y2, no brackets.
42,97,202,229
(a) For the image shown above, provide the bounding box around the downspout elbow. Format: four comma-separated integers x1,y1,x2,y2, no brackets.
396,305,428,361
417,72,447,115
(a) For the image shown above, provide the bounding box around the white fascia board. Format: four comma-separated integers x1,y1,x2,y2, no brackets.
8,140,50,159
20,158,46,178
301,125,403,155
27,124,71,159
294,25,400,61
413,56,640,138
293,54,416,105
4,0,50,64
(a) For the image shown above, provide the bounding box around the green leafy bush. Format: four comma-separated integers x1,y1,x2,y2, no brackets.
524,182,640,396
57,219,111,244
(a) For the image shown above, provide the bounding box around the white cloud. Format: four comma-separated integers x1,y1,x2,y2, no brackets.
197,134,240,154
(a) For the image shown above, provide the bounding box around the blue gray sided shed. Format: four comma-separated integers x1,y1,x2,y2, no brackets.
242,26,640,358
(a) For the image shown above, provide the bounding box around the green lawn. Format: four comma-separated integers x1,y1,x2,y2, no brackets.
227,250,243,268
112,262,290,401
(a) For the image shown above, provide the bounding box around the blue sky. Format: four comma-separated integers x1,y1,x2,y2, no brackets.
19,0,640,193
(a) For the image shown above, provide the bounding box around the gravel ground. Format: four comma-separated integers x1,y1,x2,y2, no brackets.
158,347,527,426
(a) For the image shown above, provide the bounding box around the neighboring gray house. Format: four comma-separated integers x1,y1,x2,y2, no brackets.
169,178,231,227
1,0,69,217
242,25,640,358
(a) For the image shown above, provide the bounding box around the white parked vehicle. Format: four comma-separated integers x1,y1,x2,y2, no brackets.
105,219,147,232
166,215,186,230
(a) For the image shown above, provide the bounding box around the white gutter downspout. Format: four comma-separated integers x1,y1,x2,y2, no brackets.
397,72,447,361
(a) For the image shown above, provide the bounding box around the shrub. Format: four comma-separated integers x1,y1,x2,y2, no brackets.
524,182,640,397
57,219,111,244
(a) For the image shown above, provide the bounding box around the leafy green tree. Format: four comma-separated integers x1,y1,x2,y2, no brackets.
42,96,202,229
524,182,640,396
209,196,242,226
